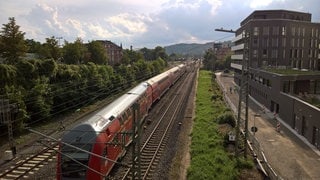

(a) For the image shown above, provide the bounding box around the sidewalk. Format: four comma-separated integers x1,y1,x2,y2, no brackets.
216,72,320,180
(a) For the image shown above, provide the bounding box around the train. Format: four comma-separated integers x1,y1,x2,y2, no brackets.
56,64,186,180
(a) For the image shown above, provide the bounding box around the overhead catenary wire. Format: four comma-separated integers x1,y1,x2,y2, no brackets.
28,128,131,167
0,68,157,129
36,139,110,178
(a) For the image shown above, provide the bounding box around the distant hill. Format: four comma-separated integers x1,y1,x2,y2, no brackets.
164,42,214,57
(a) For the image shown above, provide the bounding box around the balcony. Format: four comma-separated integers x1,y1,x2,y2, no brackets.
231,63,242,70
231,43,244,51
232,34,243,43
231,54,243,60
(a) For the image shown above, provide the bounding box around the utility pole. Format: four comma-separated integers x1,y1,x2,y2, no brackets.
0,99,17,158
215,28,250,159
131,103,141,179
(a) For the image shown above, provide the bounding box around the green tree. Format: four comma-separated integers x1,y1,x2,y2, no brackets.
26,39,41,54
115,64,135,88
39,36,61,60
0,64,17,92
87,41,108,65
140,47,154,61
123,49,144,63
15,59,37,89
168,53,181,61
223,55,231,70
0,17,27,64
26,79,52,123
62,38,88,64
133,59,152,80
154,46,168,60
203,48,216,71
121,50,131,64
38,59,58,77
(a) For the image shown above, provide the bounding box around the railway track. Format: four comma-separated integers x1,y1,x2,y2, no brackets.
0,142,58,179
110,67,196,179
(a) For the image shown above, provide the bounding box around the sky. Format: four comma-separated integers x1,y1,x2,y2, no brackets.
0,0,319,49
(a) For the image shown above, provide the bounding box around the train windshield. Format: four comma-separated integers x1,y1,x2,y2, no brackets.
60,144,92,179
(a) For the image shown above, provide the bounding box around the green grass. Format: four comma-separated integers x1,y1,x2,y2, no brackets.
187,71,238,179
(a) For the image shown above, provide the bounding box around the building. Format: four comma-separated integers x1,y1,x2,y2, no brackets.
213,42,233,62
98,40,123,66
231,10,320,149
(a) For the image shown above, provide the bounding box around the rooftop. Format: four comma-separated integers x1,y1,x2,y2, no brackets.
264,68,320,76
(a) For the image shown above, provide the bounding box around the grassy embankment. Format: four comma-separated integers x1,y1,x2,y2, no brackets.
187,70,251,179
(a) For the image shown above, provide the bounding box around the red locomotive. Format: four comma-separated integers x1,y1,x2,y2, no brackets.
57,64,186,179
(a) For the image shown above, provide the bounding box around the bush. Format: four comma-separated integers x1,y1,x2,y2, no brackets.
211,94,223,101
216,112,236,127
236,157,254,169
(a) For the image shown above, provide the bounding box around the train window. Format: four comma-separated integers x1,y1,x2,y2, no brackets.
119,116,124,124
126,109,132,117
109,116,115,121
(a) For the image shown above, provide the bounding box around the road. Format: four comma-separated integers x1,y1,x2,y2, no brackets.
216,72,320,180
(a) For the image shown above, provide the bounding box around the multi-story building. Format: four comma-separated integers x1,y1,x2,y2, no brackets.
98,40,123,66
231,10,320,149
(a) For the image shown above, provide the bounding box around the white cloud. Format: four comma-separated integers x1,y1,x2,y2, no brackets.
205,0,223,15
106,13,148,35
65,19,86,38
249,0,286,8
1,0,319,48
87,23,113,39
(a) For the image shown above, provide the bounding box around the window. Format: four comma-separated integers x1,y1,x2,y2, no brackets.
271,49,278,58
253,38,258,46
297,39,300,47
283,49,286,58
253,49,258,58
272,26,279,35
272,38,278,47
262,49,267,58
253,27,259,36
282,38,286,47
262,38,269,47
302,28,305,36
294,49,298,58
312,28,314,37
292,27,295,36
309,49,312,57
297,27,301,36
266,79,271,87
282,81,290,93
291,38,295,47
263,26,269,35
281,26,286,36
302,39,305,47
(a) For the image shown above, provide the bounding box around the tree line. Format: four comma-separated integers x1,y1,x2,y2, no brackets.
0,17,168,132
202,48,231,71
